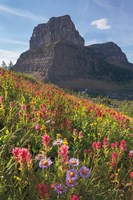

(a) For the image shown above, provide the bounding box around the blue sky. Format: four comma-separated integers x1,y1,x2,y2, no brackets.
0,0,133,65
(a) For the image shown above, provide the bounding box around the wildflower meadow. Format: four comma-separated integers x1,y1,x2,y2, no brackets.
0,69,133,199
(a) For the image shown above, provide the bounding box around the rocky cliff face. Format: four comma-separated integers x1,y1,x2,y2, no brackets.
30,15,84,50
14,15,133,85
87,42,132,68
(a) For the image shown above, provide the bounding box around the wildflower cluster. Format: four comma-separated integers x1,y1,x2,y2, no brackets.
54,156,90,197
12,147,32,170
0,69,133,199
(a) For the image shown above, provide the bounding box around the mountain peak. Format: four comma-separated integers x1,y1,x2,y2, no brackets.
87,41,129,66
30,15,84,50
14,15,133,87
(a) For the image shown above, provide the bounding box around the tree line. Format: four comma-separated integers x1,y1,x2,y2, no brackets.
0,61,14,70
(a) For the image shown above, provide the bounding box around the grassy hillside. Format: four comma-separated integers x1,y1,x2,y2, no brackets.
0,69,133,199
92,96,133,118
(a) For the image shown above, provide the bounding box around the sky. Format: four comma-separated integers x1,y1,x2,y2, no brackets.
0,0,133,65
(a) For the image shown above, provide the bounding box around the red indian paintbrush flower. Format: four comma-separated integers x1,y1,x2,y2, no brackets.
58,145,69,165
42,134,51,149
119,140,126,151
103,137,108,148
12,147,32,170
110,151,118,167
9,102,13,108
35,124,40,130
92,141,101,149
70,194,80,200
0,96,4,103
35,183,49,199
130,172,133,179
128,150,133,158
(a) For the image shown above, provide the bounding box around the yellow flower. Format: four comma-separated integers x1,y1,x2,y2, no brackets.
90,122,97,127
30,100,36,105
56,134,62,139
41,125,46,130
63,138,68,145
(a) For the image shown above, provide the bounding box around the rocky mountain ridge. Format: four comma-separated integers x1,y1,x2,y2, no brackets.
30,15,84,50
14,15,133,87
87,42,132,69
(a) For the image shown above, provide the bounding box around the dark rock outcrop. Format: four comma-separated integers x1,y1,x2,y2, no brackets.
14,15,133,84
30,15,84,50
87,42,132,68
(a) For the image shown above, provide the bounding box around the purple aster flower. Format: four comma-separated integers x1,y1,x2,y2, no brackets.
35,154,44,160
79,166,90,178
66,169,78,180
68,158,79,166
39,158,52,168
65,178,76,187
53,139,63,146
54,184,67,194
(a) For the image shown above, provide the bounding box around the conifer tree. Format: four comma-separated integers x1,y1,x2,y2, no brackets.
8,61,13,68
1,61,7,68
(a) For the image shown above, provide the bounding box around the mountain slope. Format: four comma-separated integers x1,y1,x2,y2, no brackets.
14,15,133,88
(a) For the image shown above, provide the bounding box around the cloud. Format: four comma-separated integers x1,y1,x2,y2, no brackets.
0,38,28,45
92,0,111,9
0,49,21,64
90,18,111,30
0,4,47,21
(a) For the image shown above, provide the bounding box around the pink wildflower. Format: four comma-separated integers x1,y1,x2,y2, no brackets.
21,105,26,110
25,113,30,118
35,183,49,199
9,102,13,108
31,117,36,122
0,96,4,103
70,194,80,200
78,132,83,139
103,137,108,148
60,145,69,154
128,150,133,158
115,141,119,147
73,129,77,135
12,147,21,160
12,147,32,170
92,142,101,149
58,145,69,165
87,149,91,153
111,142,119,148
96,142,102,149
35,124,40,130
92,142,97,149
18,111,22,117
84,149,88,154
112,152,118,159
119,140,126,151
111,143,115,148
110,151,118,167
50,183,55,189
36,90,41,96
130,172,133,179
42,134,51,149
